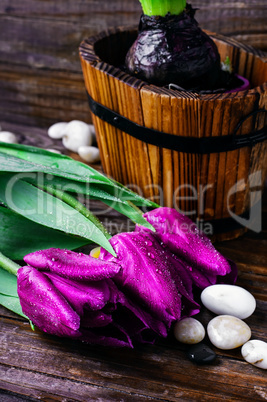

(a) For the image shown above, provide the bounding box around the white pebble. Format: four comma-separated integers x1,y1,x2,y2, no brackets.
48,122,68,139
78,145,100,163
174,317,205,344
241,340,267,370
62,120,92,152
0,131,18,144
201,284,256,319
207,315,251,350
45,148,62,154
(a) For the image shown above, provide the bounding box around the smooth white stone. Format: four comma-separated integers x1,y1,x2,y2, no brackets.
48,122,68,139
0,131,17,144
201,284,256,319
45,148,62,154
62,120,92,152
78,145,100,163
241,340,267,369
207,315,251,350
174,317,205,344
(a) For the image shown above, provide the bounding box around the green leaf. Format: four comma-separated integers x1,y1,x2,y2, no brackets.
0,151,106,184
24,174,129,205
0,143,111,183
24,174,156,229
0,174,115,256
100,179,159,208
97,199,156,231
139,0,186,16
0,266,19,297
0,267,27,318
0,143,159,230
0,143,158,208
25,173,155,230
24,172,158,212
0,294,26,318
0,206,90,260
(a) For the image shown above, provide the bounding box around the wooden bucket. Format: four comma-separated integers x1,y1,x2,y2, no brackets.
80,27,267,241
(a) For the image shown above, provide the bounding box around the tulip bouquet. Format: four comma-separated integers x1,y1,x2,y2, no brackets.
0,187,237,347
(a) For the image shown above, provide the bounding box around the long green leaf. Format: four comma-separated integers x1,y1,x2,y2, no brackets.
24,174,129,204
0,143,158,231
24,174,155,230
0,268,26,318
0,294,26,318
106,179,159,208
41,184,111,239
0,266,19,297
0,206,90,260
26,173,158,211
0,151,106,184
97,198,155,231
0,143,158,208
25,177,154,231
0,174,115,256
0,143,110,183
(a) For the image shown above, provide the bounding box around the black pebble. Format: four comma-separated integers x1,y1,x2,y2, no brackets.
187,343,217,365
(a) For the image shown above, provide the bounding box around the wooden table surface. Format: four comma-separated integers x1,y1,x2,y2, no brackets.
0,124,266,401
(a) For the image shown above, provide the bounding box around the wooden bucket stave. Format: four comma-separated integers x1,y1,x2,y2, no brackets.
80,27,267,241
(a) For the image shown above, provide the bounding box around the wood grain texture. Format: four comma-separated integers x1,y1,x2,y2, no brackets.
0,125,266,401
0,0,266,128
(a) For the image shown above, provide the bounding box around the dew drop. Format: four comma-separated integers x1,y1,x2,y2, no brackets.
145,240,153,246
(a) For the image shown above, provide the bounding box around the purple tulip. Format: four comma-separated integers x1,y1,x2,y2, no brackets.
100,231,201,328
136,208,232,276
24,248,120,281
17,207,237,348
18,249,166,347
99,208,237,330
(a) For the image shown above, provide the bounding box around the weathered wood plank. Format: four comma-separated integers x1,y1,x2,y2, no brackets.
0,391,36,402
0,303,266,402
0,65,89,128
0,0,266,44
0,366,157,402
1,1,266,71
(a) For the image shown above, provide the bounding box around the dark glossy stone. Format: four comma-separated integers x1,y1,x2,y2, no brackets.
187,343,217,365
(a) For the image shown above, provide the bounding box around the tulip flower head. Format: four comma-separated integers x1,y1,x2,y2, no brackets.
18,249,166,347
18,208,237,347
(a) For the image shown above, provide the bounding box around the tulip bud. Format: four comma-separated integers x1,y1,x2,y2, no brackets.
18,248,167,347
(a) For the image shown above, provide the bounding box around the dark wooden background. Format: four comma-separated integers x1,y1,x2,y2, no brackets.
0,0,267,130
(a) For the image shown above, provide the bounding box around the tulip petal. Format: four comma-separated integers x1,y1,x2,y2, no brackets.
185,263,217,289
17,266,80,337
137,208,231,276
80,289,167,346
166,254,200,317
100,231,184,327
81,310,113,328
45,272,111,315
79,324,134,348
114,290,168,341
24,248,120,280
216,259,238,284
